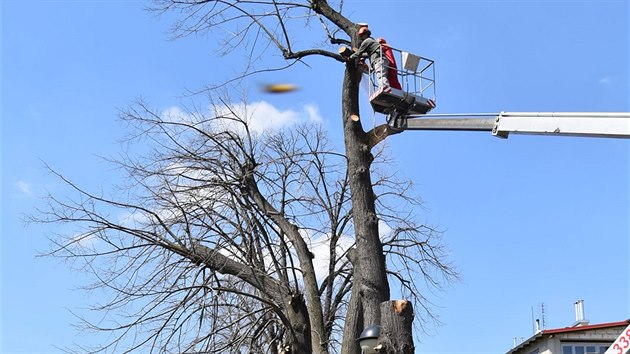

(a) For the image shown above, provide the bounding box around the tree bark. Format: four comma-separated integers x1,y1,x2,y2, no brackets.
285,293,313,354
376,300,415,354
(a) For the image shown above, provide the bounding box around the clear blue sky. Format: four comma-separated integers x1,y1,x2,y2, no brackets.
1,1,628,353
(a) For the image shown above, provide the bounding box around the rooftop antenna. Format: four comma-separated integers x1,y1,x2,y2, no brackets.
541,303,546,329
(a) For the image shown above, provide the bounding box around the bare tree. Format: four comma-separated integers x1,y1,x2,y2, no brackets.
37,1,458,353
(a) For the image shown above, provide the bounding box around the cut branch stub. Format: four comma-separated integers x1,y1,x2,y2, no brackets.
375,300,415,354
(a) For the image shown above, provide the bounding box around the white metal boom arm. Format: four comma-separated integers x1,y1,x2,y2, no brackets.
400,112,630,139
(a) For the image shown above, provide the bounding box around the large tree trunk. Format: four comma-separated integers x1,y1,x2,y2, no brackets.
340,60,391,354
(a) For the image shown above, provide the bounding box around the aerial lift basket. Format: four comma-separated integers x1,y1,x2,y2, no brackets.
367,46,437,116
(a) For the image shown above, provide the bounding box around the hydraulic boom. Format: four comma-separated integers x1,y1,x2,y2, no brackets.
395,112,630,139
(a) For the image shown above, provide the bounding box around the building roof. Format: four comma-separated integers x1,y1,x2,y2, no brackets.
543,320,630,335
506,320,630,354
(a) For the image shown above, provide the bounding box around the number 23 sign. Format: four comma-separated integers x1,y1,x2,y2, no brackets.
605,324,630,354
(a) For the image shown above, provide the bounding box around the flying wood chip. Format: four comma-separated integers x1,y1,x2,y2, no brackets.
263,83,298,93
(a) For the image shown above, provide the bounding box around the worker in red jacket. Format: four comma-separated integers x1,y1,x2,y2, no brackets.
377,37,402,90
